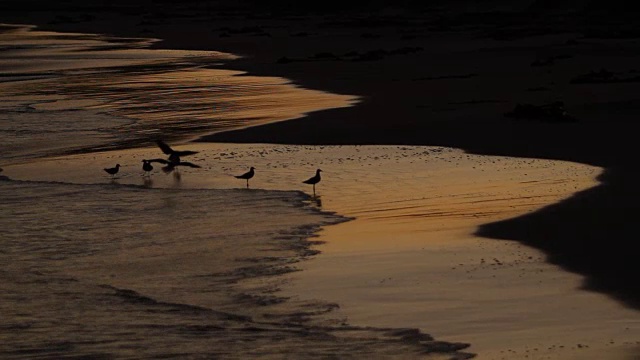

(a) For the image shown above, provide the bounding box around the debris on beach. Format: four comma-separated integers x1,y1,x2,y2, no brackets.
504,101,577,123
531,54,573,67
570,68,640,84
277,46,423,64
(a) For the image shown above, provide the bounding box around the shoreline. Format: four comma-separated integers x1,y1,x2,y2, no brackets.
4,142,621,358
2,144,483,359
1,0,638,320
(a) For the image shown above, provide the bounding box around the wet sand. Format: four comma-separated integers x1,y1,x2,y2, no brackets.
0,24,355,162
2,1,640,358
1,144,478,359
5,143,638,358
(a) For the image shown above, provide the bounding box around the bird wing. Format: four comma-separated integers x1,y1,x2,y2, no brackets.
173,150,199,157
303,175,319,184
179,162,201,168
236,170,250,178
147,158,170,164
157,140,198,157
156,140,174,155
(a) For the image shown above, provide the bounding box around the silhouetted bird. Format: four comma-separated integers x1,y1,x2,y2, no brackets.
161,161,201,173
146,158,201,174
303,169,322,195
142,159,153,176
234,167,255,188
156,140,199,164
104,164,121,178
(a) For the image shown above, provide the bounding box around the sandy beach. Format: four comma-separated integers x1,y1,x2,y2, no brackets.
1,0,640,358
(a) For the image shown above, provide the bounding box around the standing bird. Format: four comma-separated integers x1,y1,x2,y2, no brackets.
302,169,322,196
234,167,255,188
156,140,199,164
142,159,154,176
104,164,121,178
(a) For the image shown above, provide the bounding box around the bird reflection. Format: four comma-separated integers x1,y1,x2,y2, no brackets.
142,176,153,188
156,140,199,164
311,195,322,207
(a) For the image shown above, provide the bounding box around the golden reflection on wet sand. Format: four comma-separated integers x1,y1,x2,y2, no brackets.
6,143,638,358
2,24,637,360
0,24,356,161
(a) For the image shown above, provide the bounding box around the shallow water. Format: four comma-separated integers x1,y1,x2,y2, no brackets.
2,23,636,360
0,180,322,357
0,24,356,163
0,24,472,359
1,141,614,359
0,177,480,358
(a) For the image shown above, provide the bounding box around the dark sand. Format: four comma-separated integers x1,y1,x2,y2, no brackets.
1,0,639,310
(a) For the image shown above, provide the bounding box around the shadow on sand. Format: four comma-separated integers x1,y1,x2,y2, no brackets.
206,110,640,310
477,168,640,309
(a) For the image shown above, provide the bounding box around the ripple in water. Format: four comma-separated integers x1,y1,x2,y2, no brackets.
0,24,357,163
0,179,472,358
0,24,472,358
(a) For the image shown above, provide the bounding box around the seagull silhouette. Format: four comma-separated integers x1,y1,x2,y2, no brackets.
146,158,201,174
142,159,153,176
104,164,121,178
303,169,322,196
156,140,199,164
234,167,255,188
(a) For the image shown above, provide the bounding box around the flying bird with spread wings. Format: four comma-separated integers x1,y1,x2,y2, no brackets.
156,140,199,164
153,140,201,174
